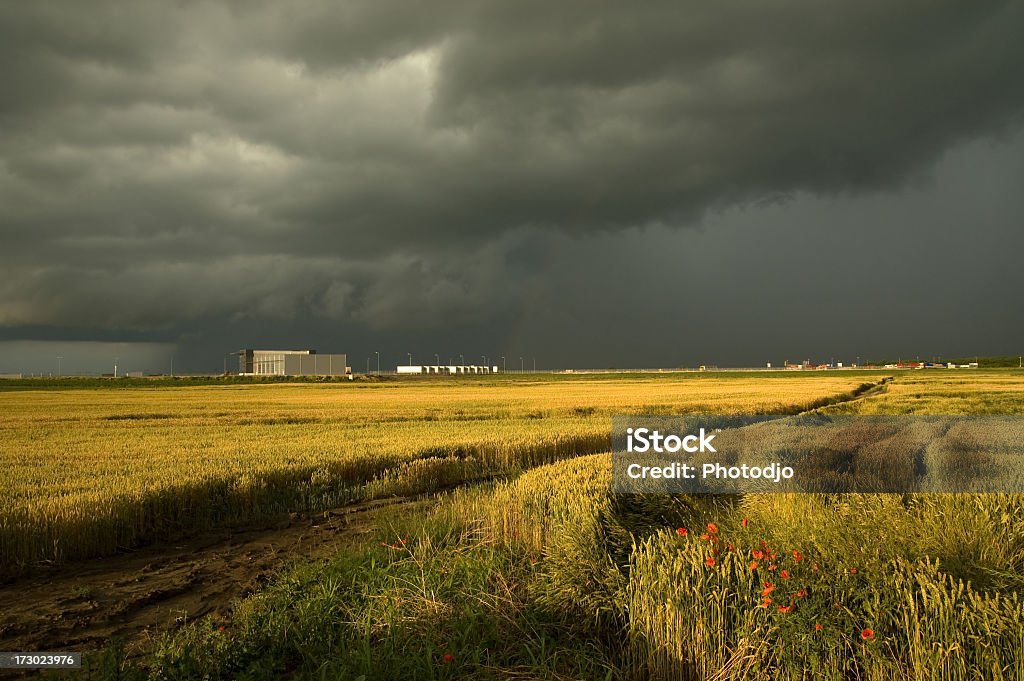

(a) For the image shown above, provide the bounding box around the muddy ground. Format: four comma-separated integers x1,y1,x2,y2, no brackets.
0,497,419,664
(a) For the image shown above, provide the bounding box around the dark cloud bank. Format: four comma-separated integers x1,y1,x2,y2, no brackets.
1,1,1023,372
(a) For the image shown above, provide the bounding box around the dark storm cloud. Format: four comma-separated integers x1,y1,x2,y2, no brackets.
1,0,1023,336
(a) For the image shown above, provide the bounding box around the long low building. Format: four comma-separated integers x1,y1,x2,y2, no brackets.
238,349,349,376
397,365,497,375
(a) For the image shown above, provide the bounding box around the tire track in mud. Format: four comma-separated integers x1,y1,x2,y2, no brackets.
0,498,422,662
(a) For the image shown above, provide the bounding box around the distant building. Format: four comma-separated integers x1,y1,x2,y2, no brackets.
238,349,349,376
397,365,497,375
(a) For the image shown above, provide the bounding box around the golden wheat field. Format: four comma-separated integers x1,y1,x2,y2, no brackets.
4,370,1024,680
0,373,872,576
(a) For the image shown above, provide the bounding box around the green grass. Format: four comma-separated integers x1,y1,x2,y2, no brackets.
84,504,620,680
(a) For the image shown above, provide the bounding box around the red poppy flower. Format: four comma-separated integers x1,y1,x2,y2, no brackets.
752,549,765,560
761,583,775,596
727,544,735,552
759,597,772,608
792,550,804,562
443,653,455,664
676,527,688,537
218,626,225,633
742,517,749,528
780,570,790,580
749,561,758,571
815,623,823,631
707,522,719,534
850,568,858,574
796,589,807,598
767,563,778,572
705,556,716,567
778,605,793,614
701,533,711,540
861,628,874,641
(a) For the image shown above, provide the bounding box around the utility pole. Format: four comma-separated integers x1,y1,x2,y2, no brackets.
435,354,440,366
114,357,118,378
170,357,174,377
501,356,506,373
375,351,380,374
57,356,62,377
520,357,524,373
407,352,412,366
533,357,536,372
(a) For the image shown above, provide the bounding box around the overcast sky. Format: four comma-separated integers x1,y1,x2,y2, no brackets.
2,1,1023,374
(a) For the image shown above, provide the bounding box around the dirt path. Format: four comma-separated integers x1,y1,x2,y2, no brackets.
0,497,421,661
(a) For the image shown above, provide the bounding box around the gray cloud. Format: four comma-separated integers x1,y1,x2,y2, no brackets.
1,1,1023,364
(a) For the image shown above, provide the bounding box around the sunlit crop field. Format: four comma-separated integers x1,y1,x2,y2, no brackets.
4,371,1023,679
140,371,1024,681
0,373,874,576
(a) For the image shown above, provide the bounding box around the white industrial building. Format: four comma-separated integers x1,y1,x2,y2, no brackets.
396,365,498,375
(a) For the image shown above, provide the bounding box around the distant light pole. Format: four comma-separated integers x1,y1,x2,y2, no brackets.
407,352,412,366
435,354,440,366
170,357,174,377
460,354,464,365
57,356,62,377
501,356,506,373
520,357,524,373
114,357,119,378
533,357,536,372
375,351,380,374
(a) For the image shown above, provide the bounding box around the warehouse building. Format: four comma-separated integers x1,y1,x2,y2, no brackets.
238,349,349,376
396,365,497,374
